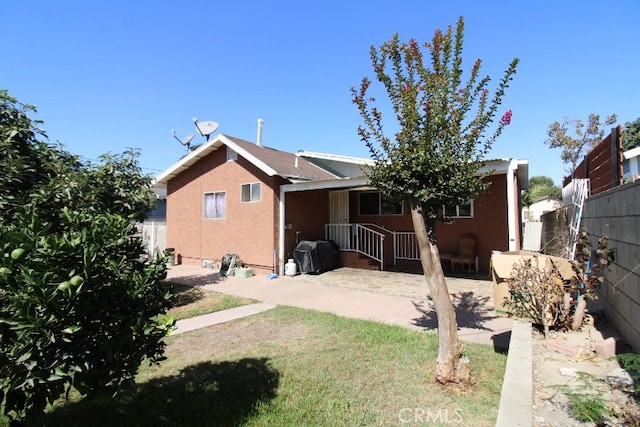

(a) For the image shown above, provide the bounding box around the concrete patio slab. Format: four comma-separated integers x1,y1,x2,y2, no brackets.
165,265,513,348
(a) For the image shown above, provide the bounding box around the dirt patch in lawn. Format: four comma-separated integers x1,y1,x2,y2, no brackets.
166,316,310,364
532,317,640,426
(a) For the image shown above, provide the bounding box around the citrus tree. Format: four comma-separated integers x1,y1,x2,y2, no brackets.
0,90,173,424
352,18,518,383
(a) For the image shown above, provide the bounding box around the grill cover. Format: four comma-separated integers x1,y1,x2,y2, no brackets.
293,240,339,274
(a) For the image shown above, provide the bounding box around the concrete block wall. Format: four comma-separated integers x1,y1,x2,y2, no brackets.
582,180,640,352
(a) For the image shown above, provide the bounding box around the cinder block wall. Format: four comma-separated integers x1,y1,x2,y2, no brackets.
583,180,640,352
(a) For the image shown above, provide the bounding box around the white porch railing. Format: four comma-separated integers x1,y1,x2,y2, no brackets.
325,223,425,268
393,231,419,263
325,223,385,268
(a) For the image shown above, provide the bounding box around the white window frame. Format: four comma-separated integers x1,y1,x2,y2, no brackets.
227,147,238,162
358,191,403,216
241,182,262,203
443,199,474,218
204,191,226,219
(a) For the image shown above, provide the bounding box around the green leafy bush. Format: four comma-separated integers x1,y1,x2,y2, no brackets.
0,90,173,424
617,353,640,396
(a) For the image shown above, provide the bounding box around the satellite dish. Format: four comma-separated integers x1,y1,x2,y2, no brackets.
171,130,195,150
192,117,219,140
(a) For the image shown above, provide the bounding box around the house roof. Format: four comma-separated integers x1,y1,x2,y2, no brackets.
154,133,529,191
154,134,337,187
623,146,640,160
296,150,373,165
476,158,529,189
296,150,373,178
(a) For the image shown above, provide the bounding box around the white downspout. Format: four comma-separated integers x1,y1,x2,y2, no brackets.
506,159,518,251
278,185,286,275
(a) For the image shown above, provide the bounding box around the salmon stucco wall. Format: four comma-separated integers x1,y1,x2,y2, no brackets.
166,147,278,269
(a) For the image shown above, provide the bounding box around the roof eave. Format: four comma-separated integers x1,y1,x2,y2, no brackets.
154,138,223,186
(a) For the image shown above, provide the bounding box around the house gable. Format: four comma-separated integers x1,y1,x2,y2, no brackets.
166,145,281,269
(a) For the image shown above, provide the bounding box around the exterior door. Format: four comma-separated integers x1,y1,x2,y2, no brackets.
328,190,350,250
329,190,349,224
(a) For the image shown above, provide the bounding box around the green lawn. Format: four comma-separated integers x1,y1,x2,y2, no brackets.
41,306,507,426
167,282,256,320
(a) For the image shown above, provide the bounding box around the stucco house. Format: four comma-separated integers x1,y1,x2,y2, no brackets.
522,196,562,222
623,146,640,182
153,133,529,275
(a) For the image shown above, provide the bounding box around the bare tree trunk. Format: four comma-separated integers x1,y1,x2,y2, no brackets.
572,297,587,331
410,197,470,384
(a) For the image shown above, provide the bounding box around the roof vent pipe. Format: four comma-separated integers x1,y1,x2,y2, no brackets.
256,118,263,146
295,157,299,168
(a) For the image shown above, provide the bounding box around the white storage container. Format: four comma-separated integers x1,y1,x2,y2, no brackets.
285,259,297,276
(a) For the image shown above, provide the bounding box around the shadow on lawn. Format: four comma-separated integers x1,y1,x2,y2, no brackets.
44,358,280,427
169,284,206,308
166,270,225,288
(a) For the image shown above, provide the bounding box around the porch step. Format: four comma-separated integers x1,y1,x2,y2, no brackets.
339,252,380,271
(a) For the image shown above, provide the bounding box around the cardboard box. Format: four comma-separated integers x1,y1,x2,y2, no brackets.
490,250,575,320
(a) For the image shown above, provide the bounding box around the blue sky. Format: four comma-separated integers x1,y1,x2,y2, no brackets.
3,1,639,187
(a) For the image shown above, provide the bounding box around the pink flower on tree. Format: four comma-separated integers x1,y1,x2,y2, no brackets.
499,110,513,126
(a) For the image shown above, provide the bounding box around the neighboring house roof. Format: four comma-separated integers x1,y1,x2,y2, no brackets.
154,134,337,187
532,195,561,204
623,146,640,160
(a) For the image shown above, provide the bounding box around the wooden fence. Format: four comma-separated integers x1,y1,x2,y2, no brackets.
563,126,624,196
138,220,167,258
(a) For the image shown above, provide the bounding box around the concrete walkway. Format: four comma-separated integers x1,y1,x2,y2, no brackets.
174,302,276,335
166,264,513,348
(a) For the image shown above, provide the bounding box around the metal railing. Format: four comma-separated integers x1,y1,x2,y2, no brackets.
325,223,385,268
350,223,421,265
325,223,426,269
393,231,419,263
